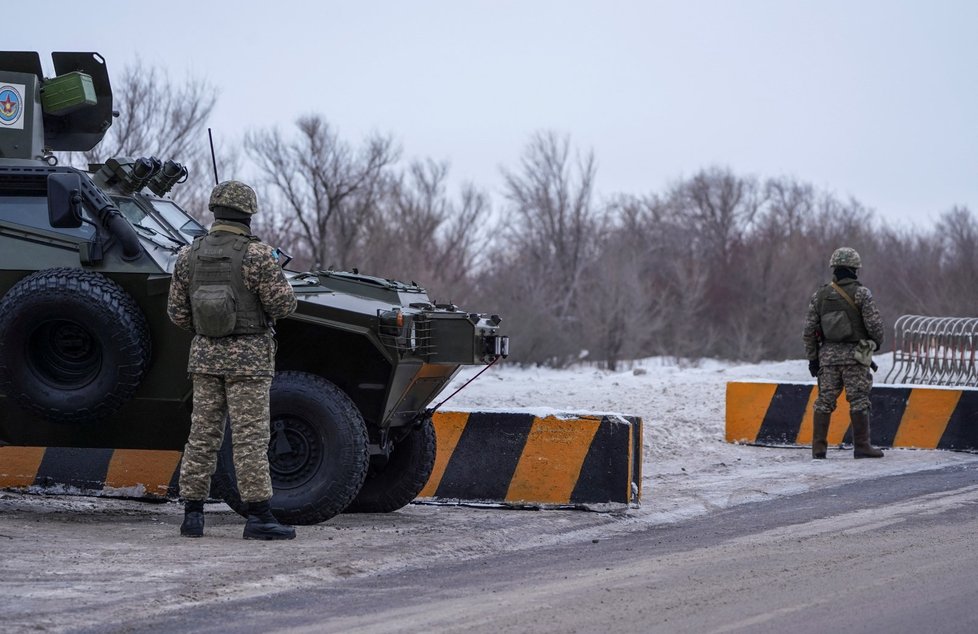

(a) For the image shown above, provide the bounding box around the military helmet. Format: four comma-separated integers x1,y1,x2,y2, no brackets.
208,180,258,215
830,247,862,269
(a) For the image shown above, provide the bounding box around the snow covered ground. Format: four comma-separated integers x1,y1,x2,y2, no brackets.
4,354,977,632
446,354,978,527
8,354,974,531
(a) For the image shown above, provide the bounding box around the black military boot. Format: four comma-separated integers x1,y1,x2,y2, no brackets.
180,499,205,538
851,411,884,459
812,411,831,459
243,500,296,540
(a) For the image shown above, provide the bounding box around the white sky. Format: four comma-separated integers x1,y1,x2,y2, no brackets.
7,1,976,227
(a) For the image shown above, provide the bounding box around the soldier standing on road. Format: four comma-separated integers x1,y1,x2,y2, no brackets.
167,180,298,539
803,247,885,460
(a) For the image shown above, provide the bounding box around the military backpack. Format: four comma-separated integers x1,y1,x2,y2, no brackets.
188,229,267,337
816,279,869,344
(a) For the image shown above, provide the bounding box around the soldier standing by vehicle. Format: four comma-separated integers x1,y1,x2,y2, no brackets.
167,180,298,539
803,247,885,460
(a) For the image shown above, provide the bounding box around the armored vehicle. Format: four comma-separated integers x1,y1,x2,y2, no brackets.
0,52,508,524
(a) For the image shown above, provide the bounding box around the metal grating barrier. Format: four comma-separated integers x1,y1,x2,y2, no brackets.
884,315,978,387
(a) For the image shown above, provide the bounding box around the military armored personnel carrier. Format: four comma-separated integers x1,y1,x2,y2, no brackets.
0,52,508,524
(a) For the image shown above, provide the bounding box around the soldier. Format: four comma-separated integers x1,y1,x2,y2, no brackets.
167,180,298,539
803,247,885,460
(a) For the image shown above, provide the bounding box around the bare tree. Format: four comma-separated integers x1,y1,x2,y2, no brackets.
644,199,715,361
578,227,647,370
651,168,763,358
484,131,604,366
360,159,488,302
70,61,218,216
673,167,762,266
245,116,398,270
88,61,216,163
249,186,301,259
732,178,821,360
873,225,941,321
501,131,600,318
934,206,978,314
480,244,583,366
488,158,978,365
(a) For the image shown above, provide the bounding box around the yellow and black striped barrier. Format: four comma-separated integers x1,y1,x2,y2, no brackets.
0,446,181,498
727,382,978,451
421,410,642,507
0,410,643,508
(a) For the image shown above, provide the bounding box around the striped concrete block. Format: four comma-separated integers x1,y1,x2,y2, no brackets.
0,446,180,498
727,382,978,451
421,410,642,507
0,410,644,508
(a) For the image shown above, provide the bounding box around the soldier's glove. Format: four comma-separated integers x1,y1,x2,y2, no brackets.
808,359,820,377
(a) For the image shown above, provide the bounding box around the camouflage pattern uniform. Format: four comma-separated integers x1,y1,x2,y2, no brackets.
167,216,296,503
802,273,884,415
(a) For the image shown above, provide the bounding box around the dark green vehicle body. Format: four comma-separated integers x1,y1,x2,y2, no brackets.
0,52,507,522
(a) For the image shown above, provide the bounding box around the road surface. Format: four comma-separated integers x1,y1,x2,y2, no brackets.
10,462,972,633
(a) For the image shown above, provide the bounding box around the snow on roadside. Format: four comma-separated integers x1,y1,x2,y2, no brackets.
444,355,978,527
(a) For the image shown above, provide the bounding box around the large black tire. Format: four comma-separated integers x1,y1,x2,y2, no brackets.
344,417,437,513
211,371,370,525
0,268,151,424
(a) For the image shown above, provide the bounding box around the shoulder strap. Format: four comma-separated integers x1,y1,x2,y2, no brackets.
231,234,250,252
830,281,859,312
187,236,203,280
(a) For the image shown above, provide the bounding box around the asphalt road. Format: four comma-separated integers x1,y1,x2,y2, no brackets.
119,462,978,634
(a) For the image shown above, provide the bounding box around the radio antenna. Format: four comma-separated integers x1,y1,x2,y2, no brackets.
208,128,220,185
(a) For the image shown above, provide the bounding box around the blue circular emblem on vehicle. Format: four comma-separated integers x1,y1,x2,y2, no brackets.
0,85,23,125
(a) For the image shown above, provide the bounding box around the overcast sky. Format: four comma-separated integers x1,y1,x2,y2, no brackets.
7,1,976,227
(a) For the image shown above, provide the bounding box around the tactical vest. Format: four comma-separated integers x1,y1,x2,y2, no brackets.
188,230,267,337
815,279,869,343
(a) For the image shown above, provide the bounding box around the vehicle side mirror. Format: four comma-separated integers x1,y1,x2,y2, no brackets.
47,172,84,229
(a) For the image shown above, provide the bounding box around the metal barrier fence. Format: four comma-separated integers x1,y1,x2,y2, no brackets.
884,315,978,387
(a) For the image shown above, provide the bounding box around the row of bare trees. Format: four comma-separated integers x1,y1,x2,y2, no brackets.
243,118,489,296
90,64,978,367
494,154,978,368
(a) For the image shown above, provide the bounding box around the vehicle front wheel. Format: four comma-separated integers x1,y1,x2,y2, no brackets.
211,371,369,525
344,416,437,513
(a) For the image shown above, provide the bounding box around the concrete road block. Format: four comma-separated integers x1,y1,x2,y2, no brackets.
420,410,642,508
0,447,180,498
726,381,978,451
0,410,644,509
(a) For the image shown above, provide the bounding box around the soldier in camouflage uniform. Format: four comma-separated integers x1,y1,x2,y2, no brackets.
803,247,885,459
167,180,298,539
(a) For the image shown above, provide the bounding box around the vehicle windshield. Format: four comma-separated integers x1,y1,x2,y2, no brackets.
112,195,206,247
114,197,177,246
149,199,207,242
